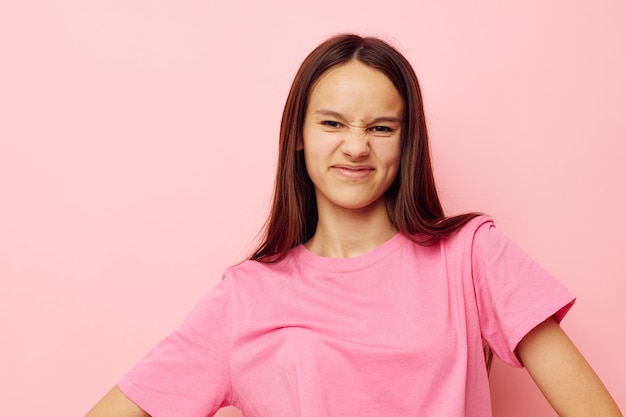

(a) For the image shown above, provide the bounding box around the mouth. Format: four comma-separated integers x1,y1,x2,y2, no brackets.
331,165,375,179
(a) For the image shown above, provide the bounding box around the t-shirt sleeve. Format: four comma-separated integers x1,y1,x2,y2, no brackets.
117,277,233,417
471,220,576,368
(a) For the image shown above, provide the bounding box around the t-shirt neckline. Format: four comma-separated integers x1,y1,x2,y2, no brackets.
292,232,406,273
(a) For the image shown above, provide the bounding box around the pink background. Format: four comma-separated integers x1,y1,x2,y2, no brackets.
1,1,624,416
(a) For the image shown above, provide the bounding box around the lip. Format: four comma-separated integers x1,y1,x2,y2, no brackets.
331,164,375,179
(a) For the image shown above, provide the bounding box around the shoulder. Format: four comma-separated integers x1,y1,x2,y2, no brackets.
440,215,496,247
221,251,298,286
455,215,495,235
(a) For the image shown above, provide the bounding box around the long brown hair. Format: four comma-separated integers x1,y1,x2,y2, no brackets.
251,34,480,262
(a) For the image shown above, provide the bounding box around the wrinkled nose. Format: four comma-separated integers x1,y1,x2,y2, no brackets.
341,128,369,159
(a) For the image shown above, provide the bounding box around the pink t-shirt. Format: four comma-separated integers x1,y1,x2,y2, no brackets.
118,217,575,417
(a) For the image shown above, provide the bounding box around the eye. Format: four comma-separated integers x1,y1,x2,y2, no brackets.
368,125,395,135
371,126,393,132
321,120,343,128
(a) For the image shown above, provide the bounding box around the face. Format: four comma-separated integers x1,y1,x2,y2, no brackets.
300,60,404,215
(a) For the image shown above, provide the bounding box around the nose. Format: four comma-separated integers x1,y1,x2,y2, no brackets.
341,127,369,159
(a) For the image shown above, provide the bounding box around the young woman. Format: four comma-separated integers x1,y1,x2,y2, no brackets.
86,34,622,417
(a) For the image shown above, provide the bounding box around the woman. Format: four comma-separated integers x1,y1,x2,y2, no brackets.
86,34,622,417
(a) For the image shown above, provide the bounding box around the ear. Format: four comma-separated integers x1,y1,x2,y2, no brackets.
295,135,304,151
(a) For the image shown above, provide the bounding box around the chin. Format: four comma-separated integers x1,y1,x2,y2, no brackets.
332,198,385,212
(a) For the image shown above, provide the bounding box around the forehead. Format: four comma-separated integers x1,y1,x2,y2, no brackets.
307,61,404,116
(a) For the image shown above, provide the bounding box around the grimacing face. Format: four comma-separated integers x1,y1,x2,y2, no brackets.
299,60,404,216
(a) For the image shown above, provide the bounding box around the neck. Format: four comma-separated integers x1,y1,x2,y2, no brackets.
305,199,398,258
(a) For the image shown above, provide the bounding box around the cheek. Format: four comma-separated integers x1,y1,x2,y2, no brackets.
373,141,402,168
302,130,338,161
302,135,325,178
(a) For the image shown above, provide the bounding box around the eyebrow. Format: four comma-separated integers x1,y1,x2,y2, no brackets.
314,109,402,124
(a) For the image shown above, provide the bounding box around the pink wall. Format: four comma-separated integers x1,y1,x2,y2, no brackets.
1,1,624,416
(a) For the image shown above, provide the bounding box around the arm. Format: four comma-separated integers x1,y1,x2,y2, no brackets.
85,386,150,417
516,317,623,417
